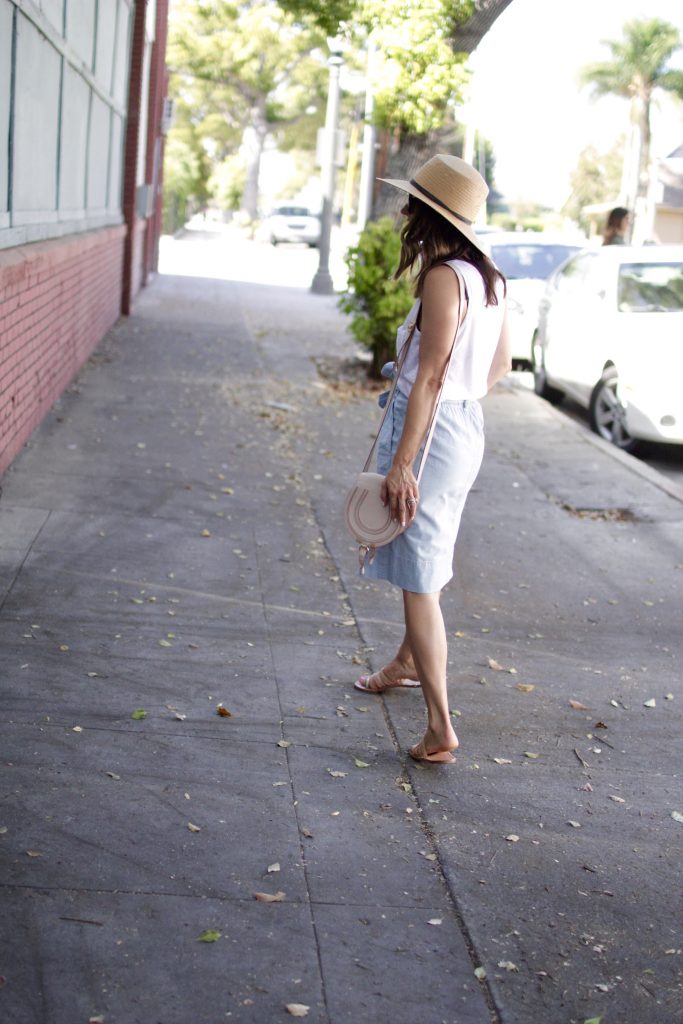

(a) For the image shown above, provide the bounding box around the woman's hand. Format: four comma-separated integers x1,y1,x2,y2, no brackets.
381,463,420,528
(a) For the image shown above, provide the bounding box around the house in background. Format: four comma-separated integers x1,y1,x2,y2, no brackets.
0,0,170,475
653,144,683,244
584,144,683,244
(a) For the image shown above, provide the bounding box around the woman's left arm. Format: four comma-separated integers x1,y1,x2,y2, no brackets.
382,265,463,527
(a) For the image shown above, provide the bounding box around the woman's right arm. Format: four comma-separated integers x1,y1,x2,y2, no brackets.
487,304,512,390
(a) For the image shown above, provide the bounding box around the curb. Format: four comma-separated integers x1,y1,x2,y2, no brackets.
507,379,683,507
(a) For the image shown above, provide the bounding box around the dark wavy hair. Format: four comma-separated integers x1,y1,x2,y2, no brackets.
394,196,505,304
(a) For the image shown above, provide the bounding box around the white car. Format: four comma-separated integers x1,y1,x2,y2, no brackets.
488,234,583,367
262,205,320,247
532,245,683,449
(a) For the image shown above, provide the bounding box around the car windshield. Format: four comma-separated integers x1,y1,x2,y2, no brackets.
275,206,311,217
618,263,683,312
491,244,579,280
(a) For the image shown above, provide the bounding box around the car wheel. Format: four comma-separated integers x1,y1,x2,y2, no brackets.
270,236,278,246
588,369,636,452
531,334,564,405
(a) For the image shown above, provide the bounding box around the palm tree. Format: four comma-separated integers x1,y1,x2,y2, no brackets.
580,18,683,239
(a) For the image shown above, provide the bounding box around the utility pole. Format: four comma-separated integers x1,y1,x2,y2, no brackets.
356,38,376,231
311,38,344,295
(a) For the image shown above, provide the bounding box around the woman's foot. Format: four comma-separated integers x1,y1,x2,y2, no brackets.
408,727,459,765
354,657,420,694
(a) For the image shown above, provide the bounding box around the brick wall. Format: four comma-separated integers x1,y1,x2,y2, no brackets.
0,226,126,475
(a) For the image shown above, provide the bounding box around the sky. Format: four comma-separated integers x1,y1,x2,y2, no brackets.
470,0,683,209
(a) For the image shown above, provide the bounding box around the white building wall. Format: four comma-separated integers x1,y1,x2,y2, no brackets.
0,0,134,250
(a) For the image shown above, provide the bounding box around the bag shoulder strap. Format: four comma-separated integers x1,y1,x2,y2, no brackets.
362,267,466,479
362,308,420,472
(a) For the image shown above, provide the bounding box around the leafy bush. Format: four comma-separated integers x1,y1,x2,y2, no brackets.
339,218,414,378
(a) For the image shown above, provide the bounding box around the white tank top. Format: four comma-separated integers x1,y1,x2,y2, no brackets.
396,259,505,402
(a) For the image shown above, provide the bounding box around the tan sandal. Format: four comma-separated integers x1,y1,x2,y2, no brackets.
354,668,421,694
408,739,457,765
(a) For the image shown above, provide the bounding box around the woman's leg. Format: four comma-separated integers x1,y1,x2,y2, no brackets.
403,589,458,754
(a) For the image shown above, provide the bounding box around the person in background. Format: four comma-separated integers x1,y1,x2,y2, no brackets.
603,207,631,245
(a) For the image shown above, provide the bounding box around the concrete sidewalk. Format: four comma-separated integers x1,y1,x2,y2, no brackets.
1,236,681,1024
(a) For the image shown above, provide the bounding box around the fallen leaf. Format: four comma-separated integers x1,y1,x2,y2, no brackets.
487,658,504,671
569,700,587,710
0,826,8,834
277,740,291,748
267,863,281,873
671,811,683,824
524,751,539,759
498,960,519,972
131,709,147,720
643,698,656,708
200,529,211,537
26,850,43,857
105,772,120,781
594,721,607,730
187,822,201,833
273,781,287,787
59,644,69,652
353,758,370,769
72,726,83,733
505,835,520,843
450,708,462,717
515,683,535,693
301,828,314,839
327,770,347,778
158,639,172,647
197,930,221,942
583,1018,602,1024
254,891,286,902
419,851,437,861
428,918,443,926
89,1016,105,1024
216,706,232,717
174,713,187,721
286,1005,310,1018
665,693,674,701
493,757,512,765
609,795,625,804
474,966,487,980
567,820,581,828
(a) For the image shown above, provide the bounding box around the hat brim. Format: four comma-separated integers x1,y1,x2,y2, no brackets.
378,176,487,256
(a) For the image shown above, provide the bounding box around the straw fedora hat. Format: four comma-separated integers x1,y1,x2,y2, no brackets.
379,154,489,254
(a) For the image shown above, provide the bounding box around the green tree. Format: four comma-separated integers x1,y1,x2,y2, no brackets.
280,0,474,136
562,140,624,231
167,0,328,220
580,18,683,235
162,98,212,233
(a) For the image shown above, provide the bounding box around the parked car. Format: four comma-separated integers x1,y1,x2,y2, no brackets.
532,245,683,449
488,234,583,368
261,205,321,247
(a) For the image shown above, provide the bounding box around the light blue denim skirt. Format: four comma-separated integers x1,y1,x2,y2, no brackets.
363,389,484,593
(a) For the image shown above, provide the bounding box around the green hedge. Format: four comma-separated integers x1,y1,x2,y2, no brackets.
339,218,413,378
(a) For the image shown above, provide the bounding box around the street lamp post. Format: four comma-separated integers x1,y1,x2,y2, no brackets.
311,39,344,295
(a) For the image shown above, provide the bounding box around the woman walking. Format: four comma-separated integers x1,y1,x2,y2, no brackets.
354,154,511,764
